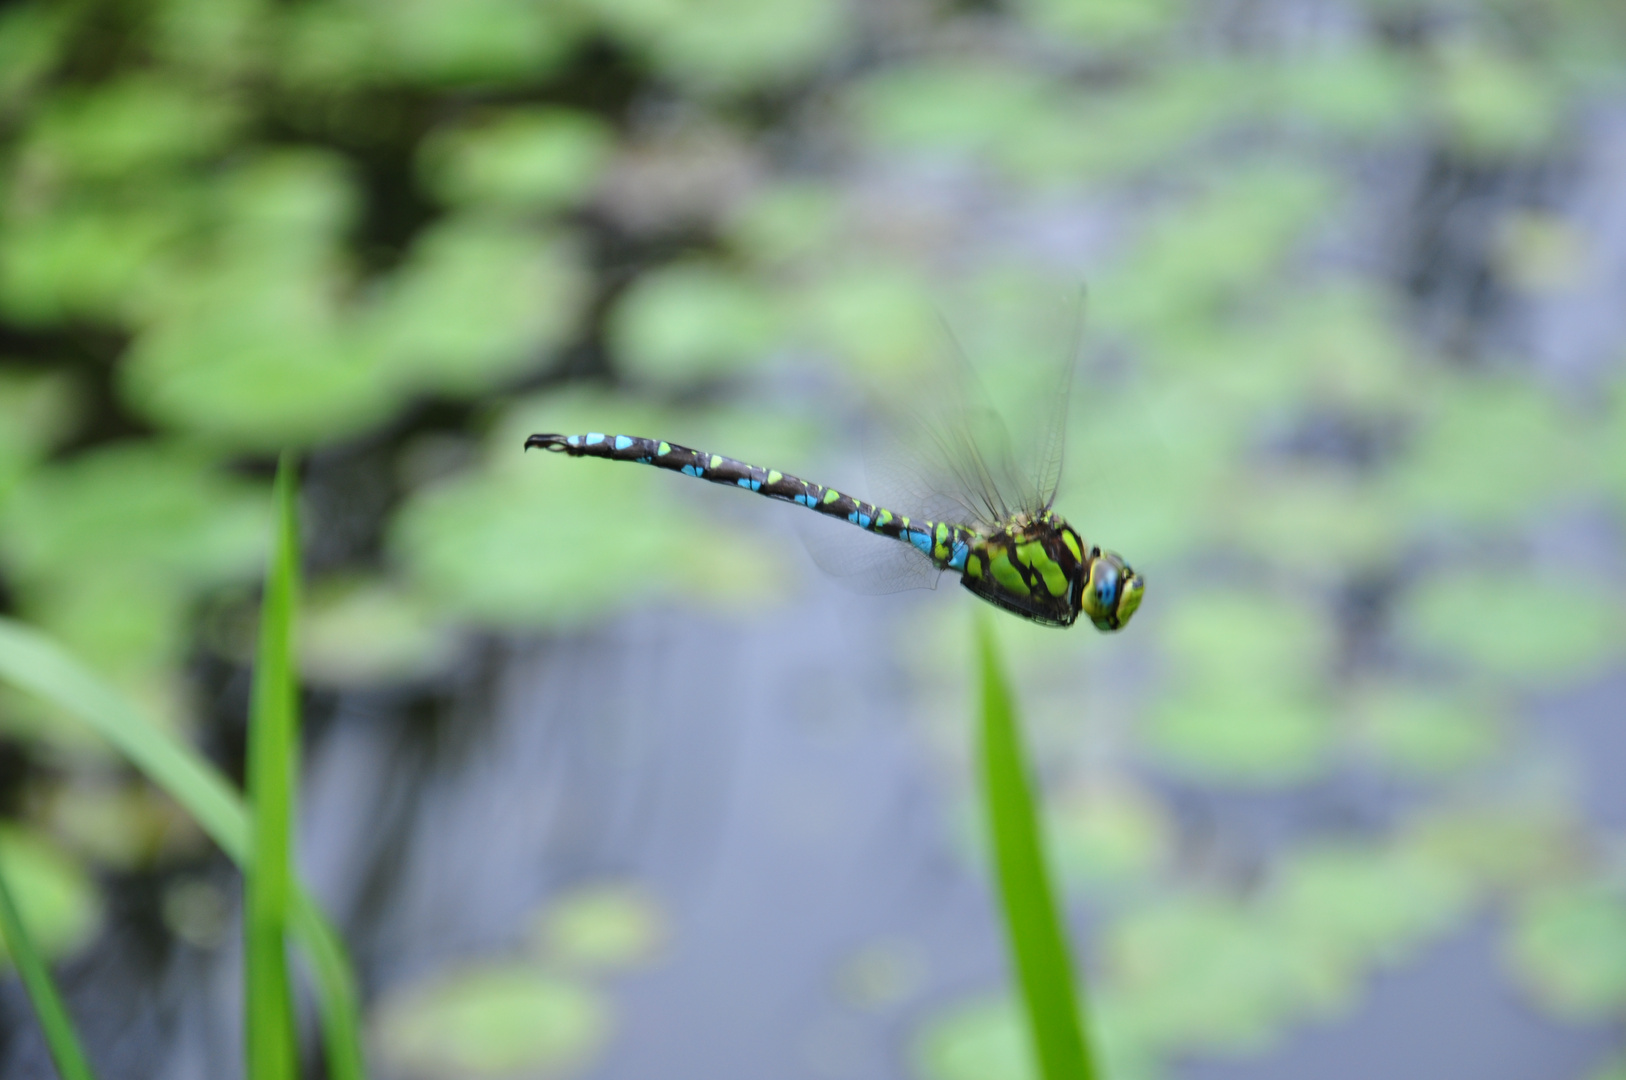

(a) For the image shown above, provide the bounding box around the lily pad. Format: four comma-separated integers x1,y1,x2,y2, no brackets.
0,196,191,324
1164,285,1420,412
835,938,929,1010
46,779,197,868
1588,1056,1626,1080
1388,374,1593,525
1494,210,1590,293
1602,378,1626,514
1217,469,1405,575
791,261,941,387
532,883,666,971
1507,883,1626,1020
300,578,453,687
161,876,231,949
1144,588,1337,783
1435,43,1560,157
0,827,101,970
0,368,77,495
368,0,583,85
1398,568,1622,682
373,963,610,1078
1013,0,1184,48
119,153,399,448
1104,895,1323,1054
1158,588,1331,696
1144,683,1333,783
124,288,392,449
418,108,614,210
0,441,267,675
0,441,268,591
367,215,587,397
1094,164,1334,338
1000,64,1249,184
23,73,238,178
852,62,1053,157
1271,49,1422,137
392,394,784,626
1406,806,1581,890
0,3,74,103
911,996,1034,1080
1270,843,1473,977
912,993,1161,1080
608,259,783,383
582,0,847,91
1349,683,1503,775
1047,783,1172,891
724,183,842,266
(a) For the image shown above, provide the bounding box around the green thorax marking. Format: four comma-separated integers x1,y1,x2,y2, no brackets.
958,517,1090,628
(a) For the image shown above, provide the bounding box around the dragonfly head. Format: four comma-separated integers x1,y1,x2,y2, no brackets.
1078,548,1144,632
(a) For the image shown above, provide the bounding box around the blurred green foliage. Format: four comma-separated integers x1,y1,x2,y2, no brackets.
0,828,100,971
1509,883,1626,1020
530,882,667,971
372,965,609,1078
373,884,668,1075
2,0,1626,1074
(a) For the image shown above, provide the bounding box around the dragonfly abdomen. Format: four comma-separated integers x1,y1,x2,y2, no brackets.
525,432,973,570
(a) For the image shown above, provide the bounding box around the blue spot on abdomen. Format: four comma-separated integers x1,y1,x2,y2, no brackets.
909,530,933,555
948,541,969,570
586,432,605,445
795,493,817,508
738,478,762,491
613,435,633,450
682,464,703,477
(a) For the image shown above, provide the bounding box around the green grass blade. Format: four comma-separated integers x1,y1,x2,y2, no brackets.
974,614,1097,1080
0,617,368,1080
0,623,250,863
0,851,98,1080
0,459,367,1080
290,893,367,1080
244,453,302,1080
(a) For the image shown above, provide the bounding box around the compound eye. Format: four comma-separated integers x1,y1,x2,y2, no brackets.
1092,561,1120,609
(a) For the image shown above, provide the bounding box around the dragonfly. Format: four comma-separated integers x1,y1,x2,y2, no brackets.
524,324,1144,630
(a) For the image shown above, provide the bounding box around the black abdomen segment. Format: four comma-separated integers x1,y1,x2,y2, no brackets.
524,432,973,569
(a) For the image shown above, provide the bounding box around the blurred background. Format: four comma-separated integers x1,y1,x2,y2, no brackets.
2,0,1626,1077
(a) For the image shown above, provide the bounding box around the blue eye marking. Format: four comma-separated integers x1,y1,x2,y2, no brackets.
1094,564,1120,607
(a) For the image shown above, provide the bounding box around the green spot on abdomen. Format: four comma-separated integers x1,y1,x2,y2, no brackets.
966,553,984,579
710,454,722,469
823,489,840,504
767,470,783,484
658,441,671,456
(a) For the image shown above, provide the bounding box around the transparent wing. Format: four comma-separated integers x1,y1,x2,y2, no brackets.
864,409,1003,530
793,509,944,594
1024,288,1087,512
863,298,1083,528
791,287,1087,593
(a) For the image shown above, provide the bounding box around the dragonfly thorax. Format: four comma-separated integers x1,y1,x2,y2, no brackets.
959,515,1144,631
